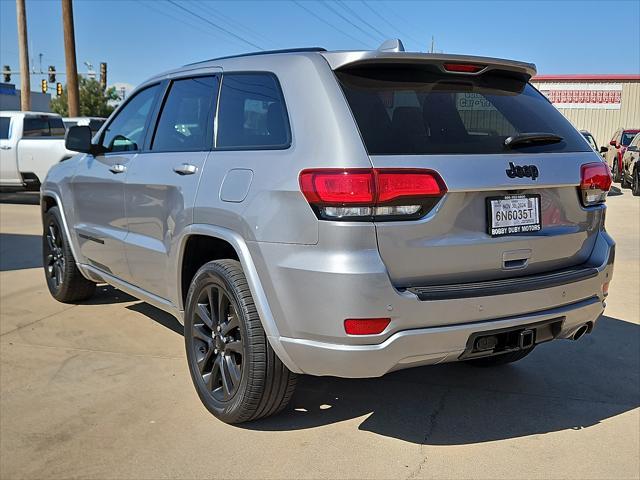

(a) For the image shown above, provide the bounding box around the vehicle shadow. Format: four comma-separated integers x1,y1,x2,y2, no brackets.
239,315,639,445
73,285,640,445
126,301,184,335
608,185,624,197
0,233,42,271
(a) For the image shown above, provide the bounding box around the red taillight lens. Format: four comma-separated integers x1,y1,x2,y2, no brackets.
299,169,374,205
442,63,485,73
580,162,612,206
376,170,444,202
344,318,390,335
299,168,447,221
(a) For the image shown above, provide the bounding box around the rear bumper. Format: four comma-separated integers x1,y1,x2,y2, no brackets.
280,296,604,377
250,229,614,377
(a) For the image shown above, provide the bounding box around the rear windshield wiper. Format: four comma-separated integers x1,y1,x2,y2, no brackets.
504,132,563,148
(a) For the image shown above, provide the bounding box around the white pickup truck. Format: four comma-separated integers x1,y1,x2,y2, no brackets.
0,111,74,191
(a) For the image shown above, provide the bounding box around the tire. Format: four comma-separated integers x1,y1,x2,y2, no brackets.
621,166,631,188
42,206,96,303
465,347,535,367
184,259,297,424
632,166,640,197
612,159,622,183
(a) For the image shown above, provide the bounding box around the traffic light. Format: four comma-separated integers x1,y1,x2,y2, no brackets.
48,65,56,83
99,62,107,90
41,79,48,94
56,82,63,96
2,65,10,83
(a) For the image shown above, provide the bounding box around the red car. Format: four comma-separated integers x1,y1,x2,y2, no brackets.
603,128,640,182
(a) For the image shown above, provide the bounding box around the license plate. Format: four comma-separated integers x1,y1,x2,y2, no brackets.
487,194,541,237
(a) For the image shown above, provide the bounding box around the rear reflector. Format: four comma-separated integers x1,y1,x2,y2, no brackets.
344,318,390,335
299,168,447,221
580,162,612,206
442,63,485,73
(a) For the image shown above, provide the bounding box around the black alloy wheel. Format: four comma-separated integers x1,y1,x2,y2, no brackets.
190,282,244,402
44,220,65,289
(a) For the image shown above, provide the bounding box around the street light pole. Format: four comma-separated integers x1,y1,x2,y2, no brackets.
61,0,79,116
16,0,31,111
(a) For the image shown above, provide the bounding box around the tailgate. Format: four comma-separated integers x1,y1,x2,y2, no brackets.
334,60,603,287
371,152,601,286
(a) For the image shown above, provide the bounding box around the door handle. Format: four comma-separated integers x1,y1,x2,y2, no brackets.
0,145,11,150
173,163,198,175
109,164,126,174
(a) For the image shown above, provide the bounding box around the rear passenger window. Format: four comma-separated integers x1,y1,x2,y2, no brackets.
217,73,290,149
23,116,65,138
152,76,219,152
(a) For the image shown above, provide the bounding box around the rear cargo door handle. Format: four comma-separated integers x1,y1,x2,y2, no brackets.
173,163,198,175
108,164,126,174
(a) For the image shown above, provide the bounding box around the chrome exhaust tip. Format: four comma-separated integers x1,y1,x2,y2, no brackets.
572,324,589,341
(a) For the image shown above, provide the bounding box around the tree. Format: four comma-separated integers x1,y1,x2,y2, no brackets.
51,76,119,117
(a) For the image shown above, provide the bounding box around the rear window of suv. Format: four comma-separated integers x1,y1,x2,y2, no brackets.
336,66,590,155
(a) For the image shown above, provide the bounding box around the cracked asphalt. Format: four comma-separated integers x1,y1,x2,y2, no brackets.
1,189,638,480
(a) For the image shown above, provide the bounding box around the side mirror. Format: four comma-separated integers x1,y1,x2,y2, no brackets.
65,126,93,153
599,146,608,154
609,140,617,146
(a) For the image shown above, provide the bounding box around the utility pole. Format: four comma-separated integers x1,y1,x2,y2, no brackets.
16,0,30,111
430,36,435,54
61,0,79,116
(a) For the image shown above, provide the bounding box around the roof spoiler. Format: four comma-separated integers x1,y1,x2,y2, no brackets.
321,49,537,80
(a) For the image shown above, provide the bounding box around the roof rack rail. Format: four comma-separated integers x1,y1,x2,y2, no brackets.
184,47,327,66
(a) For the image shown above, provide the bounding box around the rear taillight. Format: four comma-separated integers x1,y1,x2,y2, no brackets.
442,63,485,73
299,168,447,221
580,162,612,206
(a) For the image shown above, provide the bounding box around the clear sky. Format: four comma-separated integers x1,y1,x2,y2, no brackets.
1,0,639,94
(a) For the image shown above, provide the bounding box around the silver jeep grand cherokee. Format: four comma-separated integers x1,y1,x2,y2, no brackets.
42,41,615,424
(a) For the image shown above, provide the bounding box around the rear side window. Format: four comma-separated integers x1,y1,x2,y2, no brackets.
336,66,590,155
0,117,10,139
152,76,218,152
23,116,65,138
217,73,290,149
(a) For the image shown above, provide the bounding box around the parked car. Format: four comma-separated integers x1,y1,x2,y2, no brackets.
63,117,106,135
42,42,615,424
621,133,640,195
581,130,599,153
0,111,73,191
603,128,640,182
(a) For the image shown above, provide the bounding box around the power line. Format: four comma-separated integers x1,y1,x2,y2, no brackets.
189,3,274,48
336,1,387,39
166,0,262,50
141,1,223,41
360,1,423,47
322,1,379,43
292,1,371,48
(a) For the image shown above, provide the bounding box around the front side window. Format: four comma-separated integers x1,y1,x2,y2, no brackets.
0,117,10,140
100,84,160,153
152,76,218,152
336,66,590,155
23,116,65,138
217,73,290,149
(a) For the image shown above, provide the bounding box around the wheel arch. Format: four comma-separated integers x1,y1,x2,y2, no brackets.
175,224,301,373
